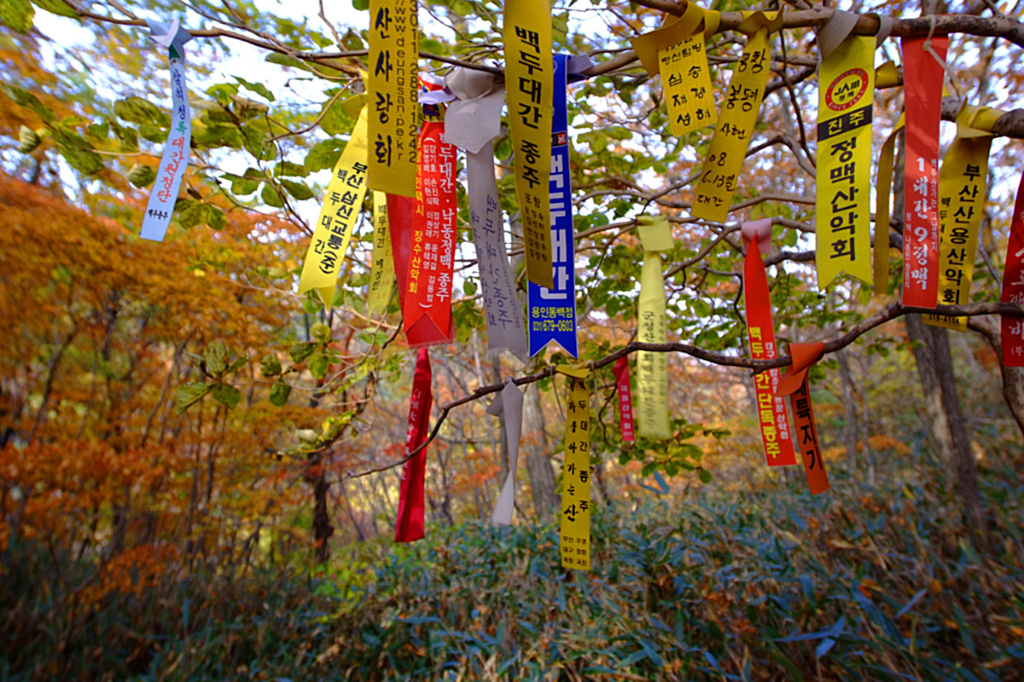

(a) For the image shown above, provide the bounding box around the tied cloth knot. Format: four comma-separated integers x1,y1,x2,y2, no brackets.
777,341,831,495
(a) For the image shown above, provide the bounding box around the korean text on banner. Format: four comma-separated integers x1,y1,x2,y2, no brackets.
816,35,874,288
404,119,457,346
901,36,949,308
1001,170,1024,367
636,215,674,440
368,0,419,197
299,105,370,307
367,191,395,315
777,343,830,495
469,141,529,358
504,0,554,289
925,106,993,331
613,357,635,442
395,348,433,542
690,12,779,223
140,20,193,242
741,219,798,467
558,365,591,571
528,54,578,358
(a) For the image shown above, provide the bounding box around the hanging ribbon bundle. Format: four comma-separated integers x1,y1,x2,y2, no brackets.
430,68,529,358
613,357,635,442
635,215,674,439
629,1,720,138
395,348,433,542
140,19,193,242
925,105,996,330
815,11,874,289
488,379,524,526
558,365,592,571
367,191,395,315
528,54,579,358
690,10,780,223
741,219,798,467
504,0,554,289
901,35,949,308
777,343,831,495
298,103,370,307
1001,171,1024,367
367,0,419,197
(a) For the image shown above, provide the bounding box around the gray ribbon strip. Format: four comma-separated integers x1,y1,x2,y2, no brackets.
487,379,524,526
468,141,529,359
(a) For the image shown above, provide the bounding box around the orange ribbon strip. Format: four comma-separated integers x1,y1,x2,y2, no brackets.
777,342,831,495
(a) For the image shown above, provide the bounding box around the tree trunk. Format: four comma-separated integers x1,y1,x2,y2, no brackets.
906,315,989,550
522,381,558,521
967,316,1024,436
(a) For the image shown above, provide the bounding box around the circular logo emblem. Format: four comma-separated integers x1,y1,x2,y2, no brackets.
825,68,869,112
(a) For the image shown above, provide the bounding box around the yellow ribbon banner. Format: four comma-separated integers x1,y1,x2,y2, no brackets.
691,12,778,223
367,0,419,197
558,365,591,571
815,35,874,288
504,0,554,289
367,190,394,314
661,36,717,137
925,106,994,331
873,111,905,295
636,215,674,439
299,106,370,306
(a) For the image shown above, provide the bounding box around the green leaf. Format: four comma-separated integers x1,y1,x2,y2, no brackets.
211,382,242,410
204,341,229,375
351,0,369,11
290,341,318,363
261,353,283,377
234,76,275,102
310,322,332,342
1,85,54,122
114,97,169,127
261,183,285,208
206,206,227,231
30,0,77,18
304,138,346,173
1,0,34,33
18,126,40,153
274,161,308,177
280,178,314,201
308,352,329,379
126,164,156,188
269,378,292,407
227,173,260,196
176,382,213,414
52,130,103,175
320,98,356,136
698,468,713,484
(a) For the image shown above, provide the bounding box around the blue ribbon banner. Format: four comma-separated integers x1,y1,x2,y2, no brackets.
528,54,578,358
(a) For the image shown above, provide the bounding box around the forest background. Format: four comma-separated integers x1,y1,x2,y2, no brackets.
2,0,1024,679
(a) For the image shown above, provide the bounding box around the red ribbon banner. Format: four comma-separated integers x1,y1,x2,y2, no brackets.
901,37,948,308
1001,169,1024,366
742,221,798,467
777,342,830,495
613,357,635,442
395,348,433,542
403,120,457,346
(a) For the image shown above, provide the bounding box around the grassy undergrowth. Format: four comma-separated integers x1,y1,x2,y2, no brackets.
3,457,1024,681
